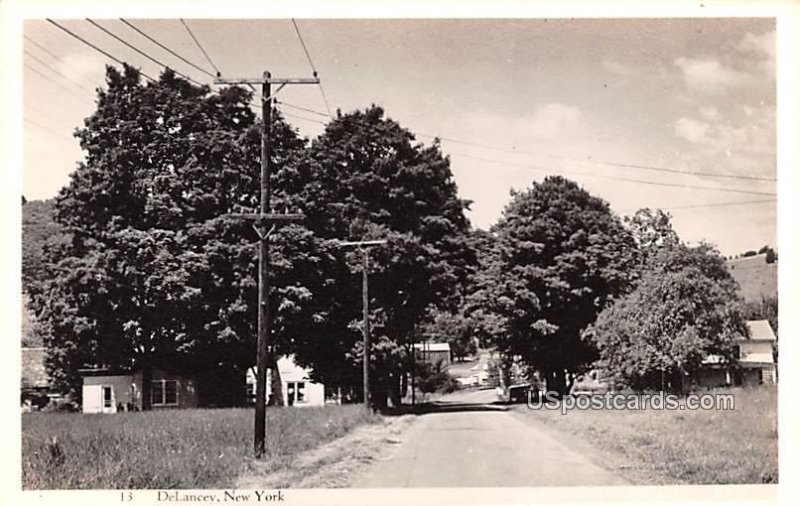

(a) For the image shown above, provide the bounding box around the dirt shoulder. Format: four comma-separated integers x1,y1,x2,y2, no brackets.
236,414,418,489
508,406,659,485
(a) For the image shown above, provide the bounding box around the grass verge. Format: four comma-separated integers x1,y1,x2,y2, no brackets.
22,405,376,489
513,386,777,485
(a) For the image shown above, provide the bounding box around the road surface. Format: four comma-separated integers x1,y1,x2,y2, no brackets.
353,389,628,487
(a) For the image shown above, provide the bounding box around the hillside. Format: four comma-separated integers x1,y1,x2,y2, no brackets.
727,254,778,303
22,199,69,290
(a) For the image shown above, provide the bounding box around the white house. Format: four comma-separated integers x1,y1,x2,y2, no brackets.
81,368,198,414
699,320,777,387
246,355,325,407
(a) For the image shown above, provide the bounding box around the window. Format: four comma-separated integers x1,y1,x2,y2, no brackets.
287,381,306,405
151,379,179,406
102,386,113,408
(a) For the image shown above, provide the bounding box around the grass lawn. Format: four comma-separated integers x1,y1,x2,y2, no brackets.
515,386,777,485
22,405,376,489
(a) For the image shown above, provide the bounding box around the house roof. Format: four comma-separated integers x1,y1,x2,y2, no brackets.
21,347,48,388
413,342,451,352
744,320,776,342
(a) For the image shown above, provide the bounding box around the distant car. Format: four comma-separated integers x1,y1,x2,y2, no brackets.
497,383,539,404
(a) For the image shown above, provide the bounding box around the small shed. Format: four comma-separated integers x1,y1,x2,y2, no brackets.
81,367,198,413
413,342,452,368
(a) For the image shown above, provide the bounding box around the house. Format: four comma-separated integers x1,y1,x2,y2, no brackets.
81,367,198,413
21,347,60,409
245,355,325,407
699,320,777,388
413,342,451,368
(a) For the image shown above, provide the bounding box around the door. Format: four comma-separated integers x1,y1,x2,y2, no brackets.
101,385,116,413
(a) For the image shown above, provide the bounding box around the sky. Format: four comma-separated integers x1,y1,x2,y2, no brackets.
21,18,777,256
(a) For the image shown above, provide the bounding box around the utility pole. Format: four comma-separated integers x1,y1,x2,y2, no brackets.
338,240,387,411
216,71,318,458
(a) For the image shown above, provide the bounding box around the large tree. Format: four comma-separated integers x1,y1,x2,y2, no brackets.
280,106,476,407
588,243,747,391
30,65,314,405
479,176,639,395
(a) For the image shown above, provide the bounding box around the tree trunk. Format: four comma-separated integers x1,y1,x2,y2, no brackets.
268,354,284,406
141,361,153,411
389,373,402,407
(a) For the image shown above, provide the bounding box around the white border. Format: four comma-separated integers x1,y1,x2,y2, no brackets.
2,2,797,506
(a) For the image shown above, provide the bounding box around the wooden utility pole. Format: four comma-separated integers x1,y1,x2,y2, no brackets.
216,71,318,458
338,240,386,411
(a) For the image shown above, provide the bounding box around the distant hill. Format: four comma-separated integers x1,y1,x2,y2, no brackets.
727,253,778,303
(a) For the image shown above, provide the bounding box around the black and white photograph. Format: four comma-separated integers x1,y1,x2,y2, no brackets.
4,1,798,505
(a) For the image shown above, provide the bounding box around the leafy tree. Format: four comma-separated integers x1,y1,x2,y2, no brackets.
283,106,476,407
29,65,313,405
420,310,477,362
588,243,747,391
624,208,679,259
464,229,509,348
757,245,777,263
480,176,639,395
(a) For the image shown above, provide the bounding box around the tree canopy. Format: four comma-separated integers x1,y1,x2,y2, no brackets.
472,176,639,394
28,68,475,409
29,65,311,404
284,106,476,406
588,243,747,391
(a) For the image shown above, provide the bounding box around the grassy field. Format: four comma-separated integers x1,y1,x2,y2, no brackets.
727,254,777,303
516,386,778,485
22,405,376,489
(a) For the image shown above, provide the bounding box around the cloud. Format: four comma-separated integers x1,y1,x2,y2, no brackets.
602,58,634,78
674,57,752,94
674,117,711,144
738,30,775,79
466,102,584,144
56,51,107,88
674,106,775,161
699,106,721,121
524,103,584,140
739,30,775,58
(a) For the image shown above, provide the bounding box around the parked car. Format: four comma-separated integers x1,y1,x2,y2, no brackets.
497,383,539,403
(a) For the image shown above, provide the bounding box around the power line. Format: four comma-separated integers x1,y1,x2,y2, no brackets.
267,97,775,184
24,102,48,117
178,19,256,93
180,19,221,76
24,118,75,144
24,49,96,96
46,19,157,83
275,100,330,119
448,151,776,197
86,19,205,87
618,198,776,214
23,63,92,102
421,133,775,183
119,18,217,79
24,35,98,89
291,18,333,117
265,100,778,198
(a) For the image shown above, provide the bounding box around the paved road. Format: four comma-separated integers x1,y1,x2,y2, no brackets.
354,390,628,487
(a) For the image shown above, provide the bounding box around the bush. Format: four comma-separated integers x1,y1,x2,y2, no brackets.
41,398,79,413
